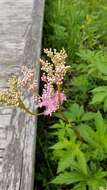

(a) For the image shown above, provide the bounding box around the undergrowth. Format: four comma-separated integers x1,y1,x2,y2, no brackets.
35,0,107,190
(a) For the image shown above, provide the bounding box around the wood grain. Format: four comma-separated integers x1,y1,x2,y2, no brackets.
0,0,45,189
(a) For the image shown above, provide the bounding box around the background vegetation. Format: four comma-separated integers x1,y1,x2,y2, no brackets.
35,0,107,189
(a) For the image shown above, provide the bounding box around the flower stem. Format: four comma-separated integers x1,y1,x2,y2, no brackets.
19,98,44,116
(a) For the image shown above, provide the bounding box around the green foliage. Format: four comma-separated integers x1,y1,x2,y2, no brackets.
91,86,107,111
43,0,107,60
77,49,107,77
50,110,107,189
36,0,107,189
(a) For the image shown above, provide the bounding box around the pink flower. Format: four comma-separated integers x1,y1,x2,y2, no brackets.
39,84,66,116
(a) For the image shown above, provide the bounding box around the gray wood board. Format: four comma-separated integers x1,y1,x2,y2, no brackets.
0,0,45,189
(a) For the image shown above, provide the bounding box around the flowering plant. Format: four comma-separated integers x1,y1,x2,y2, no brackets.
0,49,69,116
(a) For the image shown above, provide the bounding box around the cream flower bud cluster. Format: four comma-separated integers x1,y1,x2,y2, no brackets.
0,76,20,107
18,66,37,94
40,59,55,84
40,48,70,85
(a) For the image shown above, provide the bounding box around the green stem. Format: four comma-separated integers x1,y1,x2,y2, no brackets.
19,98,44,116
58,109,70,124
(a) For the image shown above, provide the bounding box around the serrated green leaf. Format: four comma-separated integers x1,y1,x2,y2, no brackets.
51,140,76,150
72,75,89,92
63,111,73,122
50,120,65,129
50,123,63,129
51,141,67,150
103,98,107,111
78,124,95,145
57,151,74,173
73,183,87,190
92,86,107,93
69,103,84,121
51,171,85,185
66,127,76,141
88,171,107,190
81,112,95,121
95,112,105,135
101,76,107,81
91,92,107,104
57,129,65,140
52,149,66,159
97,61,107,75
53,112,65,120
75,149,88,175
95,171,107,179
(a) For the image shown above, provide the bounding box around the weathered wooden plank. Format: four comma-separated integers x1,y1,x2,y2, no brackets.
0,0,45,189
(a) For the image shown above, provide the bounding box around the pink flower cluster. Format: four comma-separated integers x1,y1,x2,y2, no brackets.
39,84,66,116
18,49,68,116
39,48,68,115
